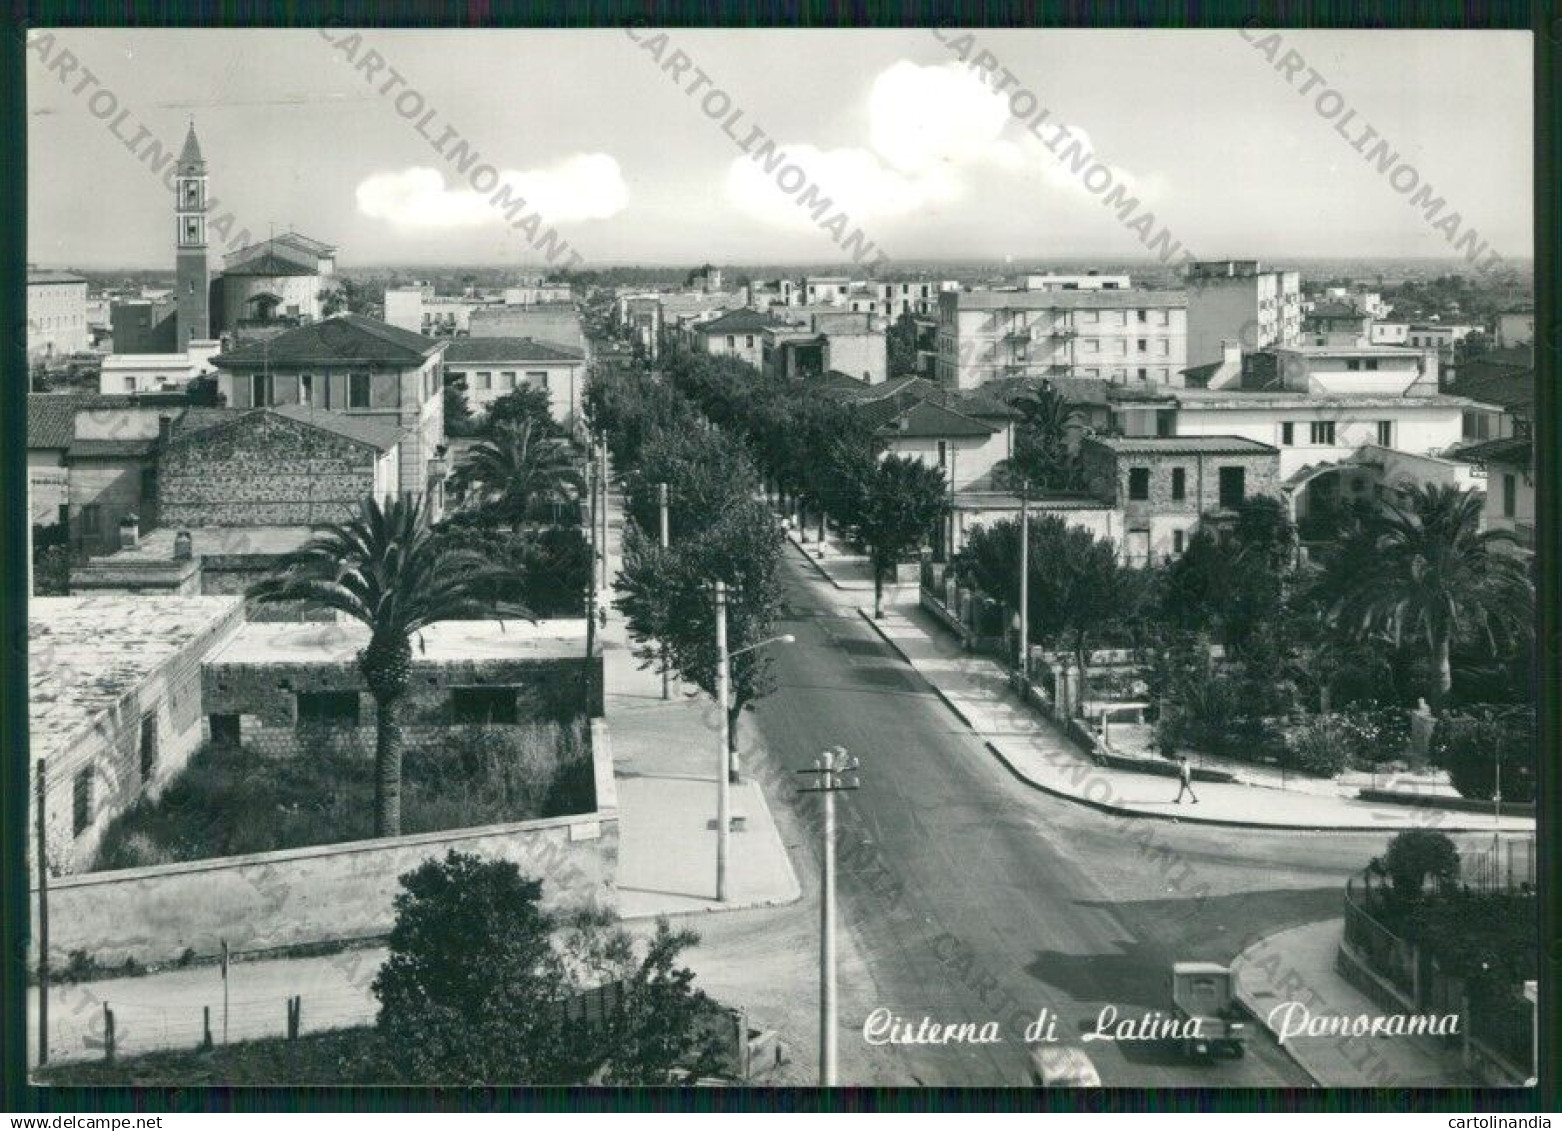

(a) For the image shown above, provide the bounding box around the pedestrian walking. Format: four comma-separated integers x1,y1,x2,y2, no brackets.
1174,755,1199,804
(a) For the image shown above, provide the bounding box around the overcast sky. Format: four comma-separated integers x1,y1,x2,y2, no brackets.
27,27,1533,270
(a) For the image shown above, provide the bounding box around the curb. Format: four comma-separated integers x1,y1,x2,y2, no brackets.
785,529,847,592
853,607,1527,835
1228,932,1327,1088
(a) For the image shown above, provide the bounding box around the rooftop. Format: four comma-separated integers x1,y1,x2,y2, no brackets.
874,399,997,440
212,314,445,369
444,337,585,363
220,251,323,278
29,596,243,766
695,307,783,334
1085,435,1279,455
1306,301,1368,321
1162,388,1493,411
28,269,87,286
949,288,1187,311
1449,435,1531,468
113,525,317,562
27,394,137,449
209,618,589,666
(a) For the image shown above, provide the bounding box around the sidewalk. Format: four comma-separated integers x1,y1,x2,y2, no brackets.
849,591,1533,833
1231,919,1477,1086
602,484,801,918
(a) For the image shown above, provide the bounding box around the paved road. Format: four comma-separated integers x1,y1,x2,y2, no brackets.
742,551,1428,1088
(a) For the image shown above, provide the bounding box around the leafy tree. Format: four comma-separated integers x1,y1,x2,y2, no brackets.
1381,829,1460,900
1430,707,1535,803
32,538,69,596
186,372,222,406
251,497,527,836
1159,497,1295,648
624,424,759,543
1025,514,1150,683
372,852,727,1084
430,519,590,619
886,311,920,378
846,455,950,618
484,384,560,438
615,501,785,758
1323,483,1532,713
443,379,474,437
453,419,584,530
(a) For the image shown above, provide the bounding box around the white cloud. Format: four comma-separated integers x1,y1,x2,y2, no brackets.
724,60,1168,231
356,153,628,229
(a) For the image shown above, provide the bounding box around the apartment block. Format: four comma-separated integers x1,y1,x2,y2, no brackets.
1184,259,1302,369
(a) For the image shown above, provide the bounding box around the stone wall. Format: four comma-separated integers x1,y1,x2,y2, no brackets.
31,720,618,966
204,649,600,730
160,411,379,528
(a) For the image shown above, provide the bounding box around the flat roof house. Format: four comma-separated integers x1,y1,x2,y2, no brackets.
442,337,587,428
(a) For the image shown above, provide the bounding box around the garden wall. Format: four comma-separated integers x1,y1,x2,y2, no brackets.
31,721,619,968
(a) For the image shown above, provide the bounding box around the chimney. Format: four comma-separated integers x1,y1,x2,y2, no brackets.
119,513,140,551
173,530,193,561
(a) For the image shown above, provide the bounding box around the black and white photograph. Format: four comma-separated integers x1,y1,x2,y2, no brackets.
16,18,1545,1097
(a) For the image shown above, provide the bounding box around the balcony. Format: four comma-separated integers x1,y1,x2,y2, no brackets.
1050,327,1077,339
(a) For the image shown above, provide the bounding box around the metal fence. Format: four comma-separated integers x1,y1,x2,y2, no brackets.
1459,838,1536,893
1343,876,1418,1000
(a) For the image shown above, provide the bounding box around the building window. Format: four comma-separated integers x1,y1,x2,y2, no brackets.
80,505,102,536
1128,467,1150,501
936,441,948,469
296,691,361,727
1463,411,1491,440
139,713,158,782
451,686,518,725
1310,421,1336,445
1136,339,1147,351
746,335,755,348
1136,310,1147,322
299,373,313,406
1376,420,1393,446
1281,422,1295,446
349,372,371,409
251,373,269,407
527,371,549,390
1173,529,1185,555
1171,468,1186,501
1156,410,1175,438
1502,473,1517,518
1365,360,1379,371
123,376,137,393
475,371,492,391
1218,466,1246,510
726,335,736,349
1346,360,1361,371
499,371,516,390
73,767,92,836
1137,367,1148,381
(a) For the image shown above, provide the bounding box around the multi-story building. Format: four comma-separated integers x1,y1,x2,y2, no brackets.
936,288,1187,390
1452,436,1533,550
1406,323,1476,354
1233,343,1439,398
27,267,90,362
1080,435,1281,565
442,337,587,426
210,313,448,511
760,312,887,385
469,304,585,354
215,232,338,333
1303,301,1371,344
1368,321,1409,346
1023,273,1131,292
1184,259,1302,369
687,308,777,368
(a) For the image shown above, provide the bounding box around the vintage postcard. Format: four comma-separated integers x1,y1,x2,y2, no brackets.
20,21,1540,1094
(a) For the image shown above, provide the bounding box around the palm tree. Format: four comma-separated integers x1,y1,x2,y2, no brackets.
453,419,584,529
1004,384,1085,490
1324,482,1532,714
251,496,530,836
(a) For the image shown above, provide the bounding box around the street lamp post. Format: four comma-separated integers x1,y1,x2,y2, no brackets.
1018,485,1030,681
659,482,671,701
712,582,793,901
798,746,859,1087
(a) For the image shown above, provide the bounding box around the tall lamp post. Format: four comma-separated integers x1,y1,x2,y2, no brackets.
659,482,671,700
713,579,793,901
797,746,859,1087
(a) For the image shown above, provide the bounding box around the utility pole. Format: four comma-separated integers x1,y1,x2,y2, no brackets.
797,746,859,1087
599,443,610,592
714,581,731,903
659,482,671,700
584,457,597,659
1018,484,1030,680
35,758,49,1067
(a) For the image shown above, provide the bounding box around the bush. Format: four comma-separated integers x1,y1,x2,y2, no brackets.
1282,716,1353,777
1383,829,1460,899
1431,707,1535,803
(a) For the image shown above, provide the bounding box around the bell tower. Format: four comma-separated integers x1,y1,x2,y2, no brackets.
175,121,209,351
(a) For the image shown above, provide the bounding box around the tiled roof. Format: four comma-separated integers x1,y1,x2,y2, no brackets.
220,252,323,278
268,405,405,451
1086,435,1278,455
212,314,444,368
1451,361,1533,412
27,394,137,449
1450,435,1530,468
695,307,781,334
444,337,584,363
67,438,159,459
875,399,996,440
